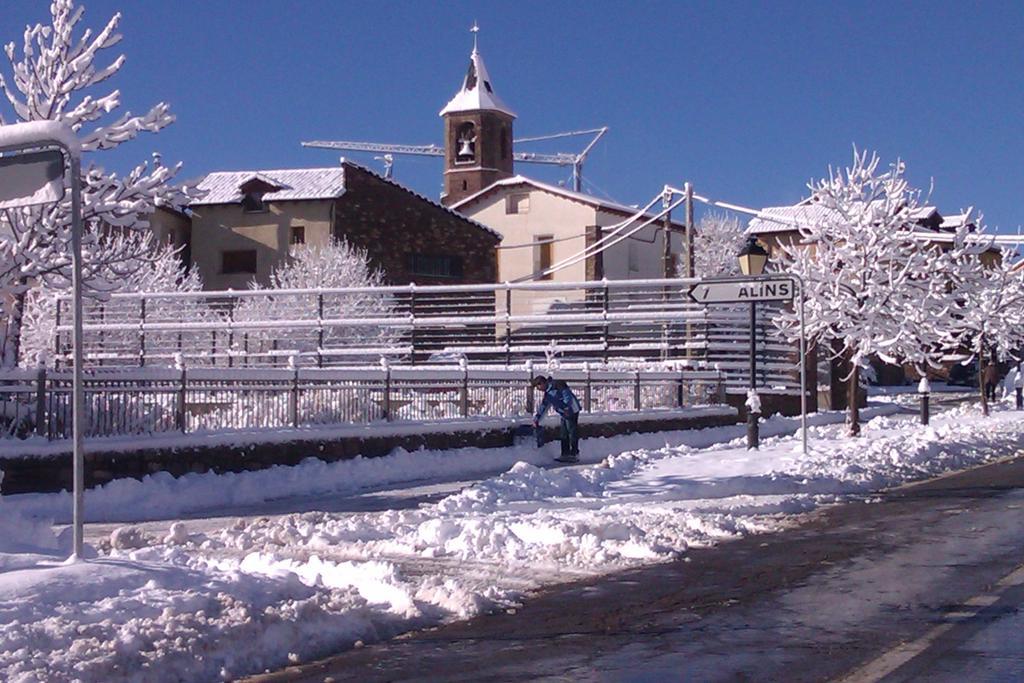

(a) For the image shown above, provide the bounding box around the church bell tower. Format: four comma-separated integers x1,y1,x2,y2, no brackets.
440,25,515,206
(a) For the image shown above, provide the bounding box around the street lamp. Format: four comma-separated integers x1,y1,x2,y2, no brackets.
738,237,768,449
738,237,769,277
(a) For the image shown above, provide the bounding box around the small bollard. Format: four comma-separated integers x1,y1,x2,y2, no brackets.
1015,370,1023,410
746,389,761,450
918,377,930,426
747,411,760,449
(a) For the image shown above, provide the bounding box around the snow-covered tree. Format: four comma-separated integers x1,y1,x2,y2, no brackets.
235,238,396,363
691,211,746,278
19,240,205,367
0,0,189,365
775,150,957,435
941,224,1024,415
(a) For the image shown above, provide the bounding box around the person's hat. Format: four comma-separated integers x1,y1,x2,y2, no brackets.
530,376,548,388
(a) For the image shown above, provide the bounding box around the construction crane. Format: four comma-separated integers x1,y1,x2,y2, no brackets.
301,127,608,192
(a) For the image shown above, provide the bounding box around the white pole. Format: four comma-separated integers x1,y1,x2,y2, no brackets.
69,154,85,558
797,275,808,454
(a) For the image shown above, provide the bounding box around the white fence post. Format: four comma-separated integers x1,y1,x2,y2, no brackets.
289,353,300,428
715,363,726,404
583,361,592,413
525,359,535,416
317,292,325,368
459,357,469,418
381,357,392,422
175,353,187,433
678,365,686,408
35,366,47,439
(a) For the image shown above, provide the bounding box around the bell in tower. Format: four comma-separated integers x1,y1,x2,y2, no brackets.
456,123,477,162
439,24,516,206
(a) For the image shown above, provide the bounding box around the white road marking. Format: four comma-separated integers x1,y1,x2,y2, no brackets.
834,563,1024,682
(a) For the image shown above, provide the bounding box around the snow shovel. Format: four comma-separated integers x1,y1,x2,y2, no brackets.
511,423,545,448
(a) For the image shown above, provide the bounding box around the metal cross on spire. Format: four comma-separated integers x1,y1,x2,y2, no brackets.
470,21,479,52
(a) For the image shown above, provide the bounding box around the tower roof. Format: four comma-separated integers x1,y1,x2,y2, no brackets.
439,30,516,118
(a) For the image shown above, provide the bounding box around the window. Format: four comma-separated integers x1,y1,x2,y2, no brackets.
462,179,468,191
533,235,553,280
221,249,257,274
506,193,530,215
290,225,305,245
241,192,267,213
627,239,640,272
455,122,476,163
409,254,464,279
501,127,510,160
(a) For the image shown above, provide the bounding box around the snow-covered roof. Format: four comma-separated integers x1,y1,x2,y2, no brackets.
439,48,515,118
191,168,347,205
745,204,840,236
940,212,973,230
747,201,965,236
191,162,502,240
451,175,683,227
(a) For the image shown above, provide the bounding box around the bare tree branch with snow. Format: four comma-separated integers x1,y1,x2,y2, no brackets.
0,0,191,365
235,238,397,363
690,211,746,278
775,149,959,435
940,221,1024,415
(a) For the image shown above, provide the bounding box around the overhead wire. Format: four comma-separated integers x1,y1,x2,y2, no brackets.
514,193,685,282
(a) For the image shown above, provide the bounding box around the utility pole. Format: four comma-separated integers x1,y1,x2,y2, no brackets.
683,182,695,278
683,182,696,359
661,188,673,361
661,189,674,280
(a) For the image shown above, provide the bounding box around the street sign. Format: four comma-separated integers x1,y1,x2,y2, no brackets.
0,149,65,209
688,277,796,304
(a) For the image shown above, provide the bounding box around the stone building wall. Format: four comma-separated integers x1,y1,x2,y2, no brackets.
333,163,500,285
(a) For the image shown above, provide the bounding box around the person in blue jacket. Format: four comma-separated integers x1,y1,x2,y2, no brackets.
531,376,582,463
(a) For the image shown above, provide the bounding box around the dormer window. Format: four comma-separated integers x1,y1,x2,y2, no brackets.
241,192,266,213
238,175,284,213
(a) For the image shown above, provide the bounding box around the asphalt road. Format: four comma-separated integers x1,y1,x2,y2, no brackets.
246,451,1024,683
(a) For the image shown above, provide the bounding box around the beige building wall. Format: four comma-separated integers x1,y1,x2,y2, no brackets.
189,200,334,290
597,209,682,281
461,187,593,320
148,207,191,251
460,185,683,332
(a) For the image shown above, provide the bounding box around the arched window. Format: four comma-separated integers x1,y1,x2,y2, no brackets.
501,126,510,160
455,122,476,163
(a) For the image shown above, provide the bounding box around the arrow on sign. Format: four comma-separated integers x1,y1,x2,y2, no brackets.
688,278,795,304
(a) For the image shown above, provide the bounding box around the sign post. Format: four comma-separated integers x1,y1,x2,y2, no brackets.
687,275,808,454
0,122,84,556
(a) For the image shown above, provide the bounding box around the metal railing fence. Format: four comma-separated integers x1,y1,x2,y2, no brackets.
52,278,799,389
0,364,728,442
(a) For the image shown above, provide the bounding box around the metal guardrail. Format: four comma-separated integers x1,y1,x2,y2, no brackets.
0,364,728,441
52,278,799,389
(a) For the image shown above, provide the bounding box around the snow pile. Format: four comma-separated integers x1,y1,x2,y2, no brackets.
2,407,887,525
0,499,67,572
3,403,1024,680
0,536,511,682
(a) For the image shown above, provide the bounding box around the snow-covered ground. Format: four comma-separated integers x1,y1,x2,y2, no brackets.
2,399,1023,682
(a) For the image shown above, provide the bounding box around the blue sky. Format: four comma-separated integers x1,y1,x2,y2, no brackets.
2,0,1021,230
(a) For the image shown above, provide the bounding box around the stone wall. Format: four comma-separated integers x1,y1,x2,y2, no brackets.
726,388,806,421
0,409,738,495
334,163,500,285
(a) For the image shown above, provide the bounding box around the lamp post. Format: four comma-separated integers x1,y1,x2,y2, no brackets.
918,376,930,425
0,122,84,557
1015,360,1023,410
738,237,769,449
